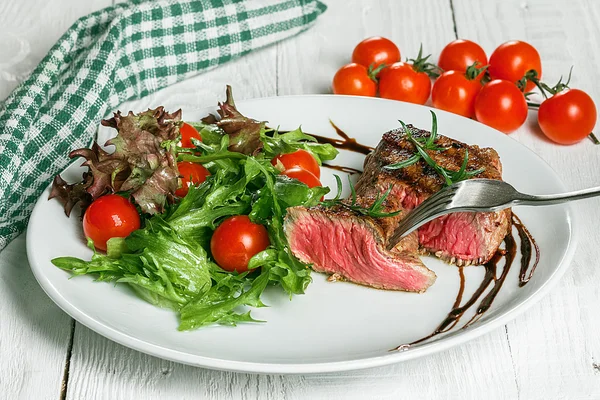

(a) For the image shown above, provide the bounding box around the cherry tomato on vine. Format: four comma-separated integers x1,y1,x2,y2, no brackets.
271,149,320,178
332,63,377,96
438,39,487,74
282,167,322,188
352,36,401,70
432,69,483,118
179,122,202,148
538,89,597,145
82,194,141,251
175,161,210,197
488,41,542,92
474,80,528,133
210,215,270,273
378,62,432,105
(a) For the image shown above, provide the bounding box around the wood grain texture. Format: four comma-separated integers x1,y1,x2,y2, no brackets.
277,0,457,96
454,0,600,398
2,0,600,399
0,2,111,399
0,234,72,400
0,0,110,99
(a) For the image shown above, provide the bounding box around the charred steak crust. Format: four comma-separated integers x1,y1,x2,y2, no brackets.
355,125,510,265
283,124,510,293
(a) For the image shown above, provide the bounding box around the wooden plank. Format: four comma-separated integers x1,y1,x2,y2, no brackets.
0,235,72,399
0,0,110,99
453,0,600,398
0,1,119,398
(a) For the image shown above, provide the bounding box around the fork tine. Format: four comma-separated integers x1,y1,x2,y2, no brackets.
386,186,457,250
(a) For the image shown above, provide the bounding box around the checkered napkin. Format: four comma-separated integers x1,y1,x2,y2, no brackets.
0,0,326,251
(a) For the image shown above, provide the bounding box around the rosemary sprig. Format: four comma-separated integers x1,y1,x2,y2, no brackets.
384,111,485,185
320,175,401,218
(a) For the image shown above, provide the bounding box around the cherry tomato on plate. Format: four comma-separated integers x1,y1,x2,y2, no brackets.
175,161,210,197
474,79,528,134
438,39,487,74
352,36,401,70
332,63,377,96
179,122,202,148
378,62,432,105
271,149,320,178
210,215,270,273
488,40,542,92
83,194,141,251
538,89,597,145
432,68,483,118
282,167,322,188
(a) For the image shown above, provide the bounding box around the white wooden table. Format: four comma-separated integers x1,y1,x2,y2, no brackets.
2,0,600,398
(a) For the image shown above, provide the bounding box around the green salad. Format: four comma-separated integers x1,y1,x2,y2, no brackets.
50,86,338,330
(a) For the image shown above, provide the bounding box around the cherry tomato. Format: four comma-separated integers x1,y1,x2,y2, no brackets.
378,62,432,105
438,39,487,74
432,70,482,118
332,63,377,96
179,122,202,148
352,36,401,70
82,194,141,251
175,161,210,197
210,215,270,273
538,89,597,145
271,149,320,178
488,41,542,92
474,80,528,134
282,167,322,188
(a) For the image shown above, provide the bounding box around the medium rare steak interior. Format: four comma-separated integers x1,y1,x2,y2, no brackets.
284,123,511,292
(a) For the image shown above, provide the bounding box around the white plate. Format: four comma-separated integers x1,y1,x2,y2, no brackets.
27,95,576,374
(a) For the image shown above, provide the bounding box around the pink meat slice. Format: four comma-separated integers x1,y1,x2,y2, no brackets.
285,206,436,292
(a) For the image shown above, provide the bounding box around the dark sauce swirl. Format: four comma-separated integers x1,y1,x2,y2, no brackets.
305,121,541,348
393,212,540,351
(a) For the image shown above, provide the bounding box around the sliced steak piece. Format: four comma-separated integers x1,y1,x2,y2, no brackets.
285,206,436,292
356,124,510,265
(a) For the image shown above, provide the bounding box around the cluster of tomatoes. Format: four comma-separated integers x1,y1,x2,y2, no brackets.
333,37,597,145
83,123,324,273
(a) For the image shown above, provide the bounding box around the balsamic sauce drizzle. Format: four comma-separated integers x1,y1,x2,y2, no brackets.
310,120,374,155
392,213,540,351
306,121,542,349
322,163,363,175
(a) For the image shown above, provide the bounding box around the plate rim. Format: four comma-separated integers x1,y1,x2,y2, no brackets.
26,94,578,374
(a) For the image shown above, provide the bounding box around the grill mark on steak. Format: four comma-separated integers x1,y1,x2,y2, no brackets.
284,124,511,292
356,124,510,265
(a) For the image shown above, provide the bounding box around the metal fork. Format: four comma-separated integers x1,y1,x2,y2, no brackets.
386,179,600,250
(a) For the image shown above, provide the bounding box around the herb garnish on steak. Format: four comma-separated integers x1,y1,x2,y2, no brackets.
284,116,511,292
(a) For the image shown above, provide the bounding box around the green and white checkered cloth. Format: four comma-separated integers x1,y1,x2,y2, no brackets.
0,0,326,251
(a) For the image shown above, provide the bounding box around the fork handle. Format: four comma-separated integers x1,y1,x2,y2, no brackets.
515,185,600,206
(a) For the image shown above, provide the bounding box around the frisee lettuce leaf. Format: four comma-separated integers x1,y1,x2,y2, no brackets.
51,86,337,330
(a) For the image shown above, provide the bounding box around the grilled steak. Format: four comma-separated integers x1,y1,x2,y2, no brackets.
284,124,510,292
357,125,510,266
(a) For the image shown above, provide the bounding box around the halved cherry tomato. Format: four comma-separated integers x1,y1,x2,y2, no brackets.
378,62,432,105
474,80,528,133
175,161,210,197
489,41,542,92
538,89,597,145
271,149,320,178
210,215,270,273
432,69,483,118
179,122,202,148
282,167,322,188
332,63,377,96
352,37,401,70
438,39,487,74
82,194,141,251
